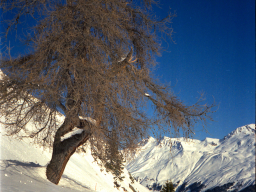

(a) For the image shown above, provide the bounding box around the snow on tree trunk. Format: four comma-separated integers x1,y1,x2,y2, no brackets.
46,119,92,184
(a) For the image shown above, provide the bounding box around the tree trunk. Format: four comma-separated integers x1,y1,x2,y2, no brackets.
46,119,92,184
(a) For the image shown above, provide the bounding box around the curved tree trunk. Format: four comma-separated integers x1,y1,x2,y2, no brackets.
46,118,92,184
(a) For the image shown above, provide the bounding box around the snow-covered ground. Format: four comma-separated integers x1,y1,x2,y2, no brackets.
0,126,149,192
0,69,149,192
126,124,256,192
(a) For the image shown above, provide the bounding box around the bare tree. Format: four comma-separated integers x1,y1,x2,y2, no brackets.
0,0,215,185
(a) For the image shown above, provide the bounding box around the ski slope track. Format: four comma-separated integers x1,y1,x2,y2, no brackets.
126,124,256,192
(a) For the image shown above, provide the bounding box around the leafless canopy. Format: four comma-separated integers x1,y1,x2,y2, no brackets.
0,0,214,161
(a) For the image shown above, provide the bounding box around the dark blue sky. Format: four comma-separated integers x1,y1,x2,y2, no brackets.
1,0,254,141
152,0,255,140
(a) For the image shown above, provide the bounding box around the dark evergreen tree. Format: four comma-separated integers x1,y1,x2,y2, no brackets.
161,180,175,192
104,130,125,181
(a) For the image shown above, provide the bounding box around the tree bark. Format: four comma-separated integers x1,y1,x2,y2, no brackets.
46,119,92,184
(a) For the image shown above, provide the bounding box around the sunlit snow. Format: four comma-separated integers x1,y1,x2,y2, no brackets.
126,124,256,191
79,116,97,126
61,128,84,142
0,125,149,192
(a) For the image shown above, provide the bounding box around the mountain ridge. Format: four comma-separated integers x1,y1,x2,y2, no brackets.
126,124,255,192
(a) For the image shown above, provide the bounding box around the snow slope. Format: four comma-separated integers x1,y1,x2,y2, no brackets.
0,69,150,192
0,126,149,192
126,124,255,192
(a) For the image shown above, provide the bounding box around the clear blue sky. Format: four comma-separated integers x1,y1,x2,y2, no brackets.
1,0,254,141
152,0,255,140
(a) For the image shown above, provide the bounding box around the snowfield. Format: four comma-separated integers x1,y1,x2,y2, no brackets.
126,124,256,192
0,119,255,192
0,126,149,192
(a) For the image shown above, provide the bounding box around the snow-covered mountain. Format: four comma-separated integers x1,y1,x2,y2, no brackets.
0,126,149,192
126,124,255,192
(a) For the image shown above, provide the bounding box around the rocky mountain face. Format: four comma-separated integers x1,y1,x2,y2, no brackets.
126,124,255,192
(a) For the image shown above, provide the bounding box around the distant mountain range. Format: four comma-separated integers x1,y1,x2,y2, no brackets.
126,124,255,192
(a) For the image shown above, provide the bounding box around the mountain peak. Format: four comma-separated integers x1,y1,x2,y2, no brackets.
223,124,255,140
